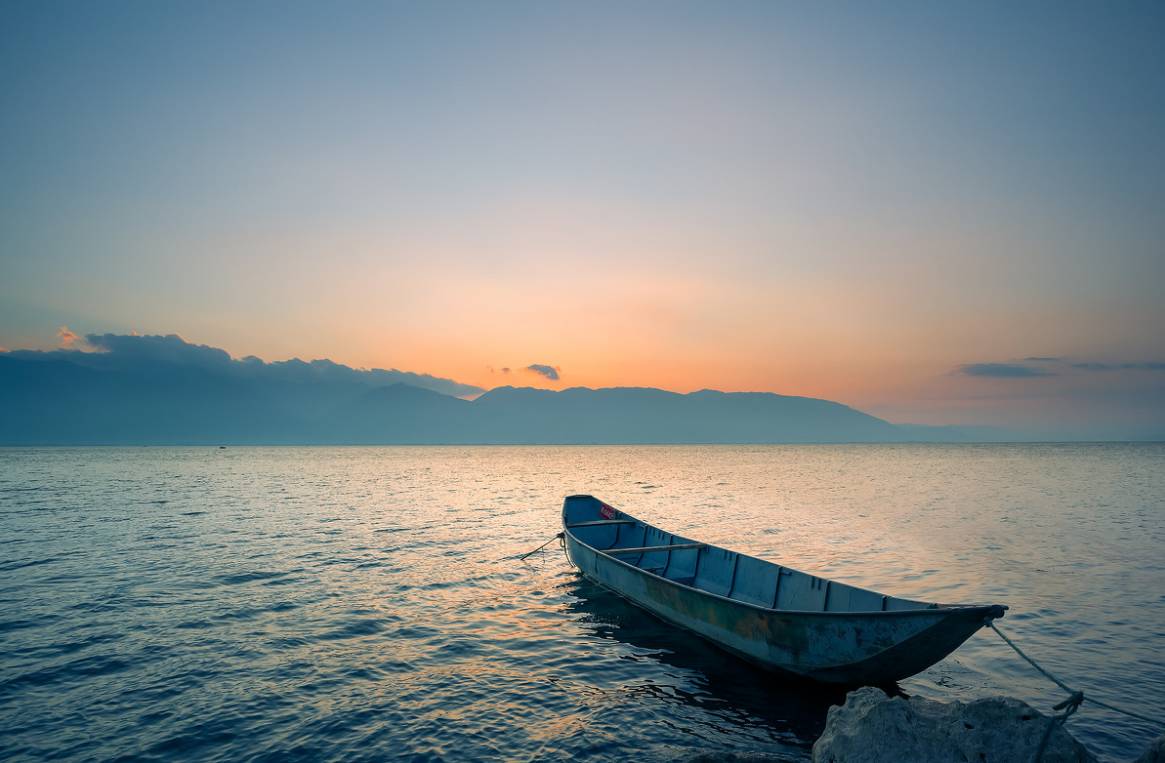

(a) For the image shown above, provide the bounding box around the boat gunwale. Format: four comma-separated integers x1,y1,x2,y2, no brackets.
562,508,994,619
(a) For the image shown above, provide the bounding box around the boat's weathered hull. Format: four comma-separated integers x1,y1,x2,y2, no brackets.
565,528,996,686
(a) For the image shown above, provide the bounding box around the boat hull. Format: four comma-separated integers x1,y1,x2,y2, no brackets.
565,524,998,686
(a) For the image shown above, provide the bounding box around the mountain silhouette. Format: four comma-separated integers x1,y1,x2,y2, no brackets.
466,386,898,443
2,334,956,444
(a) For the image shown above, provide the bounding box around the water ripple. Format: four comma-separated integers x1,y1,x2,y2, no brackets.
0,444,1161,761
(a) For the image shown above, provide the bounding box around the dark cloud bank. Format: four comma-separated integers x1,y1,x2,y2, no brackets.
961,362,1055,378
0,332,994,445
959,357,1165,378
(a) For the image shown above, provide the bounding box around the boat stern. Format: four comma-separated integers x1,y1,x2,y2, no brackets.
563,494,623,526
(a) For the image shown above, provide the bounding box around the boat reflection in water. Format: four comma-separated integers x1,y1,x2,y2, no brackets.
561,573,847,752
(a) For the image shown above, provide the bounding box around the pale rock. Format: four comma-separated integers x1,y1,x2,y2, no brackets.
812,686,1096,763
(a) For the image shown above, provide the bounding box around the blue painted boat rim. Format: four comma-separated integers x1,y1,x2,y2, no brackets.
562,496,1007,621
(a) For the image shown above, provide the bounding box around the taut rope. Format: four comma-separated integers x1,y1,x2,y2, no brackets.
513,532,565,561
985,619,1163,762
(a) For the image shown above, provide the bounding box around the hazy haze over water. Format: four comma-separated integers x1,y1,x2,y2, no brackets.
1,444,1162,761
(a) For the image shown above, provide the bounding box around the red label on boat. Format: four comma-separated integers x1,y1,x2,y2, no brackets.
599,503,616,519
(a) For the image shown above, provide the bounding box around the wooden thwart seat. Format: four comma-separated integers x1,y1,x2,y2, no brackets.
566,519,638,528
603,543,705,555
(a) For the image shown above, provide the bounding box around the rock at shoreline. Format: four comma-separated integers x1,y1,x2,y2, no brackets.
812,686,1097,763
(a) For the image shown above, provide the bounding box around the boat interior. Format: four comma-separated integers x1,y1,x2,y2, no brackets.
564,494,935,614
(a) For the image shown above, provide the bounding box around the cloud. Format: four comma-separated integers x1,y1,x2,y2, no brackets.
501,367,511,374
86,332,232,367
960,362,1055,378
57,326,81,348
959,357,1165,379
5,332,485,398
525,364,560,381
1071,362,1165,372
364,368,484,397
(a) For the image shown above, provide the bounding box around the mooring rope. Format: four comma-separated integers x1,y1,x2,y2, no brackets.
1082,695,1162,728
986,621,1075,695
558,532,575,568
986,618,1163,763
511,532,565,561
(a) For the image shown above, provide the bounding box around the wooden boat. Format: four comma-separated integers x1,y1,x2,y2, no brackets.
562,495,1006,686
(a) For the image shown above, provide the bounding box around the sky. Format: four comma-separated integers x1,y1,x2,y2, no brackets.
2,1,1164,438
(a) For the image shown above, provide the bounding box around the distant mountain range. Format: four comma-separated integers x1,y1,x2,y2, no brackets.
1,334,998,444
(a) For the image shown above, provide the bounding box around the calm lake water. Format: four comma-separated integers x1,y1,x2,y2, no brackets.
1,445,1162,761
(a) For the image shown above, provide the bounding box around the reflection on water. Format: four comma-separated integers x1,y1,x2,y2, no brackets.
563,575,848,746
0,444,1161,762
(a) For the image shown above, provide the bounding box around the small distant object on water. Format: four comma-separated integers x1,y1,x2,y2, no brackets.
562,495,1006,686
218,446,227,449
